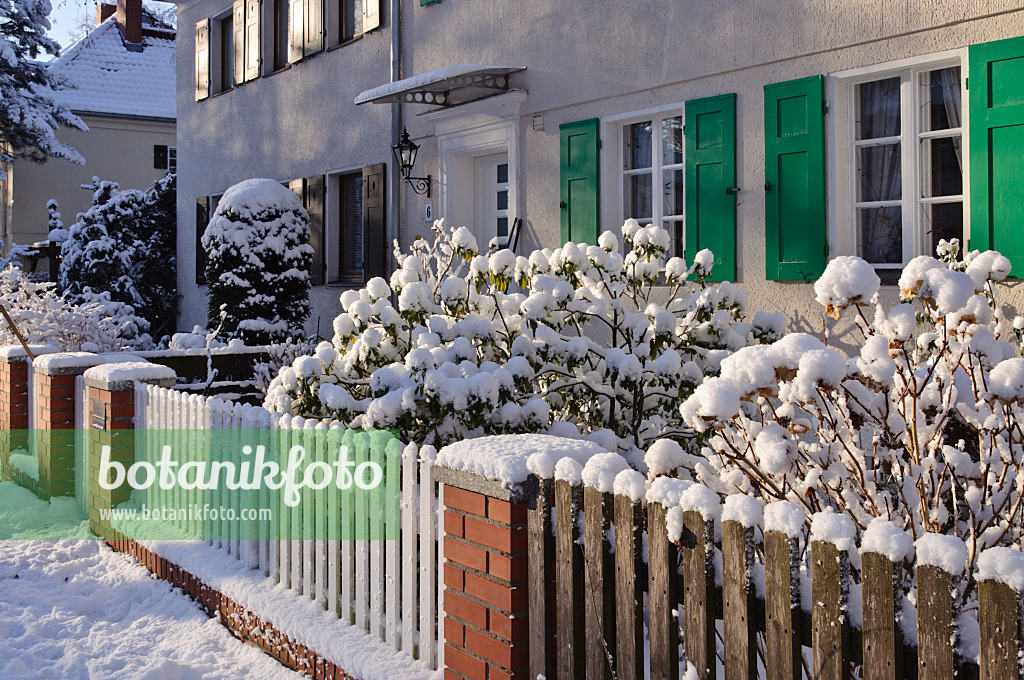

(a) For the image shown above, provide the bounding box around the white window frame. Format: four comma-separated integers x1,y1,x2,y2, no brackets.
827,49,969,269
602,103,685,255
168,147,177,174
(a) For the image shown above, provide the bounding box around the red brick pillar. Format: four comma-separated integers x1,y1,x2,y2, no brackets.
34,353,104,498
82,363,175,538
439,471,530,680
0,351,30,475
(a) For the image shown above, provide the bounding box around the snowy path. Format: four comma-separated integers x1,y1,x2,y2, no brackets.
0,483,302,680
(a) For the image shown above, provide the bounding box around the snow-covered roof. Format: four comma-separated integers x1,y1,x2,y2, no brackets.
355,65,525,106
47,17,176,120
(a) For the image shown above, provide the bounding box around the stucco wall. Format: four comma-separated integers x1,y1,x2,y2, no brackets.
7,115,175,246
175,0,394,336
395,0,1024,355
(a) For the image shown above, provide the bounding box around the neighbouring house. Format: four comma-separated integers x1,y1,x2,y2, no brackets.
0,0,175,274
174,0,1024,346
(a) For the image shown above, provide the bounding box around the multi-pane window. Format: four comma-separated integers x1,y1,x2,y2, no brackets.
218,15,234,92
852,63,963,267
168,147,177,174
338,0,361,43
620,114,684,257
337,173,364,284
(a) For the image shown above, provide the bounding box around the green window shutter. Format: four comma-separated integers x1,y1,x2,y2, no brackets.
559,118,600,245
685,93,737,281
764,76,826,281
969,36,1024,269
420,0,438,5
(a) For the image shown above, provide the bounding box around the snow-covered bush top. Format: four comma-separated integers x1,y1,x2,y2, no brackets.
677,239,1024,604
265,218,777,450
203,178,311,345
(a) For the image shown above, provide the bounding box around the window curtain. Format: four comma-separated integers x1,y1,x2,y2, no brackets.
859,78,902,263
937,67,963,166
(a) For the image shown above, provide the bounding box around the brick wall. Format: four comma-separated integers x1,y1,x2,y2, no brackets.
0,356,29,470
36,372,78,497
85,382,136,538
442,485,530,680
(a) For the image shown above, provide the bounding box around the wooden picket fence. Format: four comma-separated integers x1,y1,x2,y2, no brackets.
524,473,1023,680
91,383,447,669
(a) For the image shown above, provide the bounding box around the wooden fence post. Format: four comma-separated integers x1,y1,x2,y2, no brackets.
764,529,801,680
556,475,585,679
978,547,1024,680
681,508,717,680
649,501,681,680
809,511,854,680
614,486,644,680
584,485,616,679
527,474,556,680
861,551,905,680
722,507,759,680
916,535,967,680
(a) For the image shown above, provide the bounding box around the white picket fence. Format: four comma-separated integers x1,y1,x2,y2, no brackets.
123,383,445,669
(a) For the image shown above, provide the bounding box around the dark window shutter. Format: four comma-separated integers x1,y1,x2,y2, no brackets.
420,0,437,5
363,163,386,282
363,0,380,32
559,118,600,245
233,0,245,86
305,175,326,285
288,0,303,62
245,0,261,80
685,93,737,281
154,145,168,170
303,0,323,54
196,197,209,284
195,19,210,100
764,76,826,281
970,36,1024,271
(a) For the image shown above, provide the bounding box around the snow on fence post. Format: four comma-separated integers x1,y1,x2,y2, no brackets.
680,485,720,680
763,502,805,680
33,352,103,499
809,511,855,680
977,547,1024,680
526,470,556,680
915,534,968,680
860,522,912,680
722,495,763,680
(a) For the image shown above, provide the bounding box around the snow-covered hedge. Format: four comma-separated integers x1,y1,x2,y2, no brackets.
202,179,312,345
677,240,1023,588
265,219,780,451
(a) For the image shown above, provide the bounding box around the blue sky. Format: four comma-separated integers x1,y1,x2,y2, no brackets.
43,0,175,60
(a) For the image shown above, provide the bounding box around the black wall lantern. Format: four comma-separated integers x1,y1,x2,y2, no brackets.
392,128,431,197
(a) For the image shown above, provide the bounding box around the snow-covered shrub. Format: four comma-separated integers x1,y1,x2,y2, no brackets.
253,337,318,395
59,175,176,343
46,199,68,242
265,218,775,450
0,264,148,351
202,178,312,345
677,240,1023,598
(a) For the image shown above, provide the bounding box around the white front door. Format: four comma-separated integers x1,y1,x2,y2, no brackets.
473,152,510,250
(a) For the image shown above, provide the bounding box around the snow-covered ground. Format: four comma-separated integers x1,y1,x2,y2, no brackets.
0,482,302,680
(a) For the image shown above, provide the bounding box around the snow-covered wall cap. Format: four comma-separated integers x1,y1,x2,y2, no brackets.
436,433,605,493
809,510,857,552
860,520,913,563
613,469,646,503
83,361,176,391
976,547,1024,592
722,495,763,529
646,476,692,508
764,501,806,539
34,352,105,376
644,439,687,480
581,452,631,493
0,343,61,362
679,484,721,522
915,533,968,575
554,458,583,486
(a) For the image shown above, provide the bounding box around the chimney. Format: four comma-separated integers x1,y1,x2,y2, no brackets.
96,3,116,25
116,0,143,45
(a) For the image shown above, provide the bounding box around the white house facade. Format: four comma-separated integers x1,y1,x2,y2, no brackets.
175,0,1024,348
